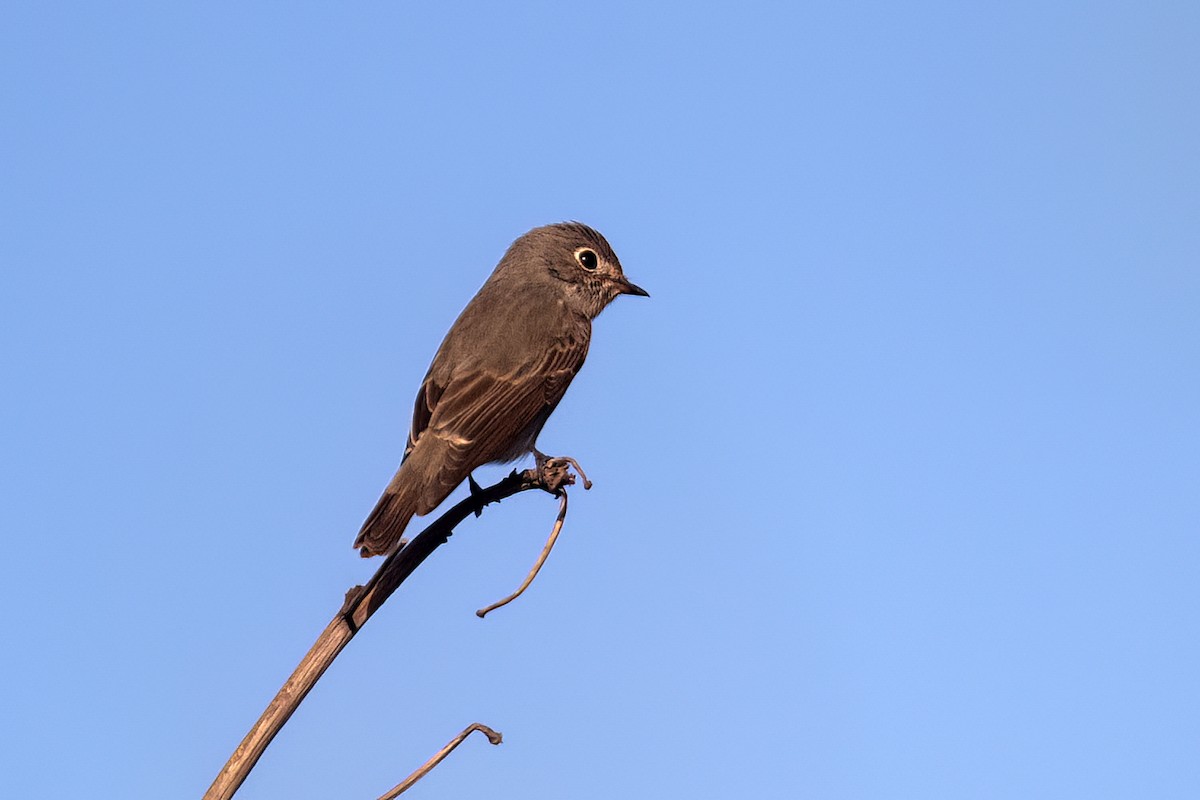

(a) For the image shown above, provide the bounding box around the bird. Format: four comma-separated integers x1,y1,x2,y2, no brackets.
354,222,648,557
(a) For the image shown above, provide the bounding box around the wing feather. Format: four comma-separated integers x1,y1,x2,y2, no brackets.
405,335,588,513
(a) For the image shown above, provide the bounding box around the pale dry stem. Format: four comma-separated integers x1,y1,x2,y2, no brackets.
376,723,503,800
476,490,570,618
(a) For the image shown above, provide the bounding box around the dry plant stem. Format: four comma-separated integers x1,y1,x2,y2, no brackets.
476,490,569,619
376,724,503,800
203,469,552,800
560,457,592,490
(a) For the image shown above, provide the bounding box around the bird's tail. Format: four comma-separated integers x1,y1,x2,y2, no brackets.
354,486,418,558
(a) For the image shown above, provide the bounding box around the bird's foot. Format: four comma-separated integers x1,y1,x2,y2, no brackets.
532,449,593,493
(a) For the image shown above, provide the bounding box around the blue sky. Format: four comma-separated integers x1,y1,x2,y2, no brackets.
2,2,1198,798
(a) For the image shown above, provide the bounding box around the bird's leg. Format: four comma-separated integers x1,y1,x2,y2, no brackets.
532,448,593,493
467,472,485,517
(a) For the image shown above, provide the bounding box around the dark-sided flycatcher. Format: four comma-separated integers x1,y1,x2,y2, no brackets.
354,222,648,557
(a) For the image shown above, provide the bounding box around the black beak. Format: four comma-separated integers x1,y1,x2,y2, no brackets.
618,277,650,297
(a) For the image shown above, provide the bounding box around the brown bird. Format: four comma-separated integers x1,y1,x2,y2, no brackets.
354,222,648,557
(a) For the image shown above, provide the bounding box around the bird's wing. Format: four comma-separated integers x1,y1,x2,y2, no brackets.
405,336,587,511
405,373,442,461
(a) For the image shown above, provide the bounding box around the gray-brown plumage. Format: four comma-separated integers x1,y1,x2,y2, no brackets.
354,222,648,557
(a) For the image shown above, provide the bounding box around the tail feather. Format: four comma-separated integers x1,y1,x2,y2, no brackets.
354,490,417,558
355,436,465,557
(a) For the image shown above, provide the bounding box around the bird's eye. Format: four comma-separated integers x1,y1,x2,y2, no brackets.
575,248,598,271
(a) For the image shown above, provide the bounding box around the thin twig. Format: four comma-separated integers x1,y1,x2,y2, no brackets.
376,724,503,800
476,490,570,619
557,457,592,490
203,469,550,800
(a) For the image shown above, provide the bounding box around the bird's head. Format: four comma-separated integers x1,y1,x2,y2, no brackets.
500,222,648,319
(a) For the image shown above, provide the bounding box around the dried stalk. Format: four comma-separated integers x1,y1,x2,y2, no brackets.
376,723,503,800
203,468,568,800
476,490,570,618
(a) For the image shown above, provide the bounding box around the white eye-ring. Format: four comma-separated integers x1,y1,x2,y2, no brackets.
575,248,599,271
